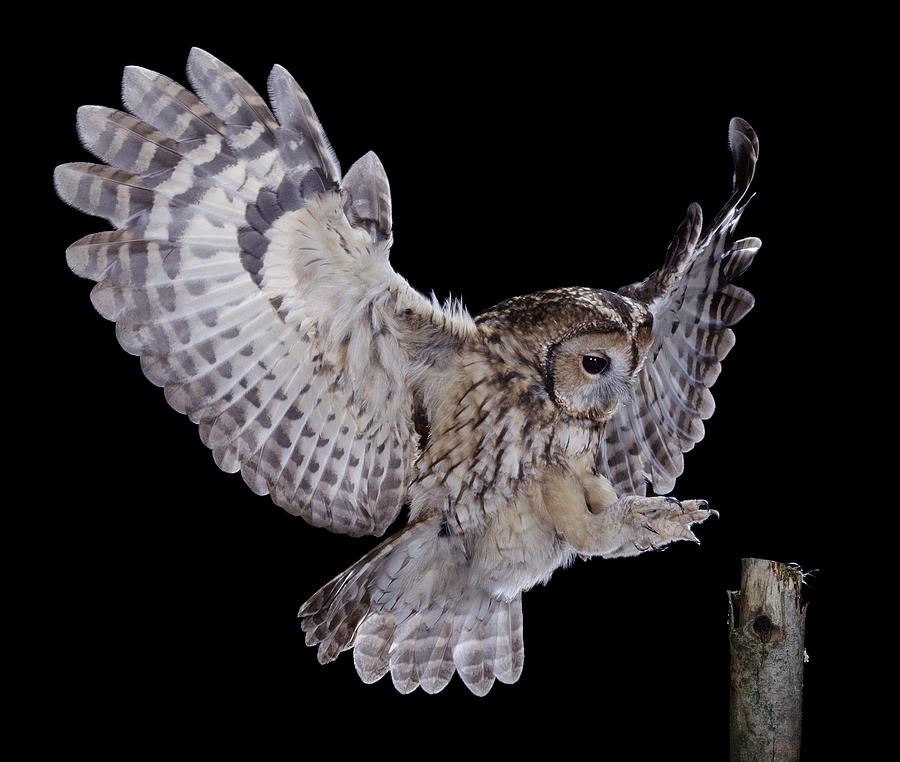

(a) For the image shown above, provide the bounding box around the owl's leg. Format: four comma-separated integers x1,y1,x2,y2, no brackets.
544,466,717,558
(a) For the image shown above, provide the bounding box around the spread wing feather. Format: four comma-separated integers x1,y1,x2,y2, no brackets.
56,48,473,536
603,118,761,496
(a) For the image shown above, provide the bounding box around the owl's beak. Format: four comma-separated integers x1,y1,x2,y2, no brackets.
599,395,619,418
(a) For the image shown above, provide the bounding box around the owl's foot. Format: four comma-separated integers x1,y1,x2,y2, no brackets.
540,467,717,559
603,496,718,558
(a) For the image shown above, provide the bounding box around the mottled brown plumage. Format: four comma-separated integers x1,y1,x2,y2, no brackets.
56,49,760,695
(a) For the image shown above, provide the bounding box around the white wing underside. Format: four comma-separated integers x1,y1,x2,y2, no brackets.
56,48,473,536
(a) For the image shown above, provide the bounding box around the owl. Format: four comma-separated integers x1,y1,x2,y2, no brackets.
55,49,760,696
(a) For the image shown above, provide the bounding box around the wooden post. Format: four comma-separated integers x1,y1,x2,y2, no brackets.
727,558,808,761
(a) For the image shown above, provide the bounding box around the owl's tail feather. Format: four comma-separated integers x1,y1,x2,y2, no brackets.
299,520,524,695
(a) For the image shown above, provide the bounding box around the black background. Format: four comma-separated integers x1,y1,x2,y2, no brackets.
25,12,872,759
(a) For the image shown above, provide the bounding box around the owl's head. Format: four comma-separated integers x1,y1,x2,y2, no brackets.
477,287,654,422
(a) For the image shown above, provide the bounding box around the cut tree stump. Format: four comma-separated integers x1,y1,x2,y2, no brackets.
727,558,808,761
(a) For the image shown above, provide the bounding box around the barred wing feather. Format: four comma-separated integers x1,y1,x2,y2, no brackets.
55,48,472,536
603,118,761,496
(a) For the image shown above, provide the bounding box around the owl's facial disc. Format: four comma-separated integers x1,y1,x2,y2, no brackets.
579,351,620,417
546,331,635,421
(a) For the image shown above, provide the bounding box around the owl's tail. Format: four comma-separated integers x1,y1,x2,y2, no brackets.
299,520,524,695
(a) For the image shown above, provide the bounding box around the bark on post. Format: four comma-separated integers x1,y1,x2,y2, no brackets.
727,558,808,761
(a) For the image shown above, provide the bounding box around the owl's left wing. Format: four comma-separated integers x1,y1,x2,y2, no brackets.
56,49,473,537
598,118,761,496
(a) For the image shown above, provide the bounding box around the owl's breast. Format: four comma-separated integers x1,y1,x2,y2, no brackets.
465,475,576,600
409,445,607,603
404,345,608,598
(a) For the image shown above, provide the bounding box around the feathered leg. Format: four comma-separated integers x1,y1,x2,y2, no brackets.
542,466,717,559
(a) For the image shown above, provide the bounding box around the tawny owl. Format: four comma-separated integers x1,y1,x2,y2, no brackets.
55,49,760,696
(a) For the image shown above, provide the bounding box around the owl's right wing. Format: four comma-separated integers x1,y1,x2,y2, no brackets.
598,118,761,497
55,48,474,537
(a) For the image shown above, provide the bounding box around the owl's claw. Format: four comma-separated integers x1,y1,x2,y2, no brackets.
665,497,683,513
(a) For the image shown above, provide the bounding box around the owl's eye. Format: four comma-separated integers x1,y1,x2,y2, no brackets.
581,354,609,375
